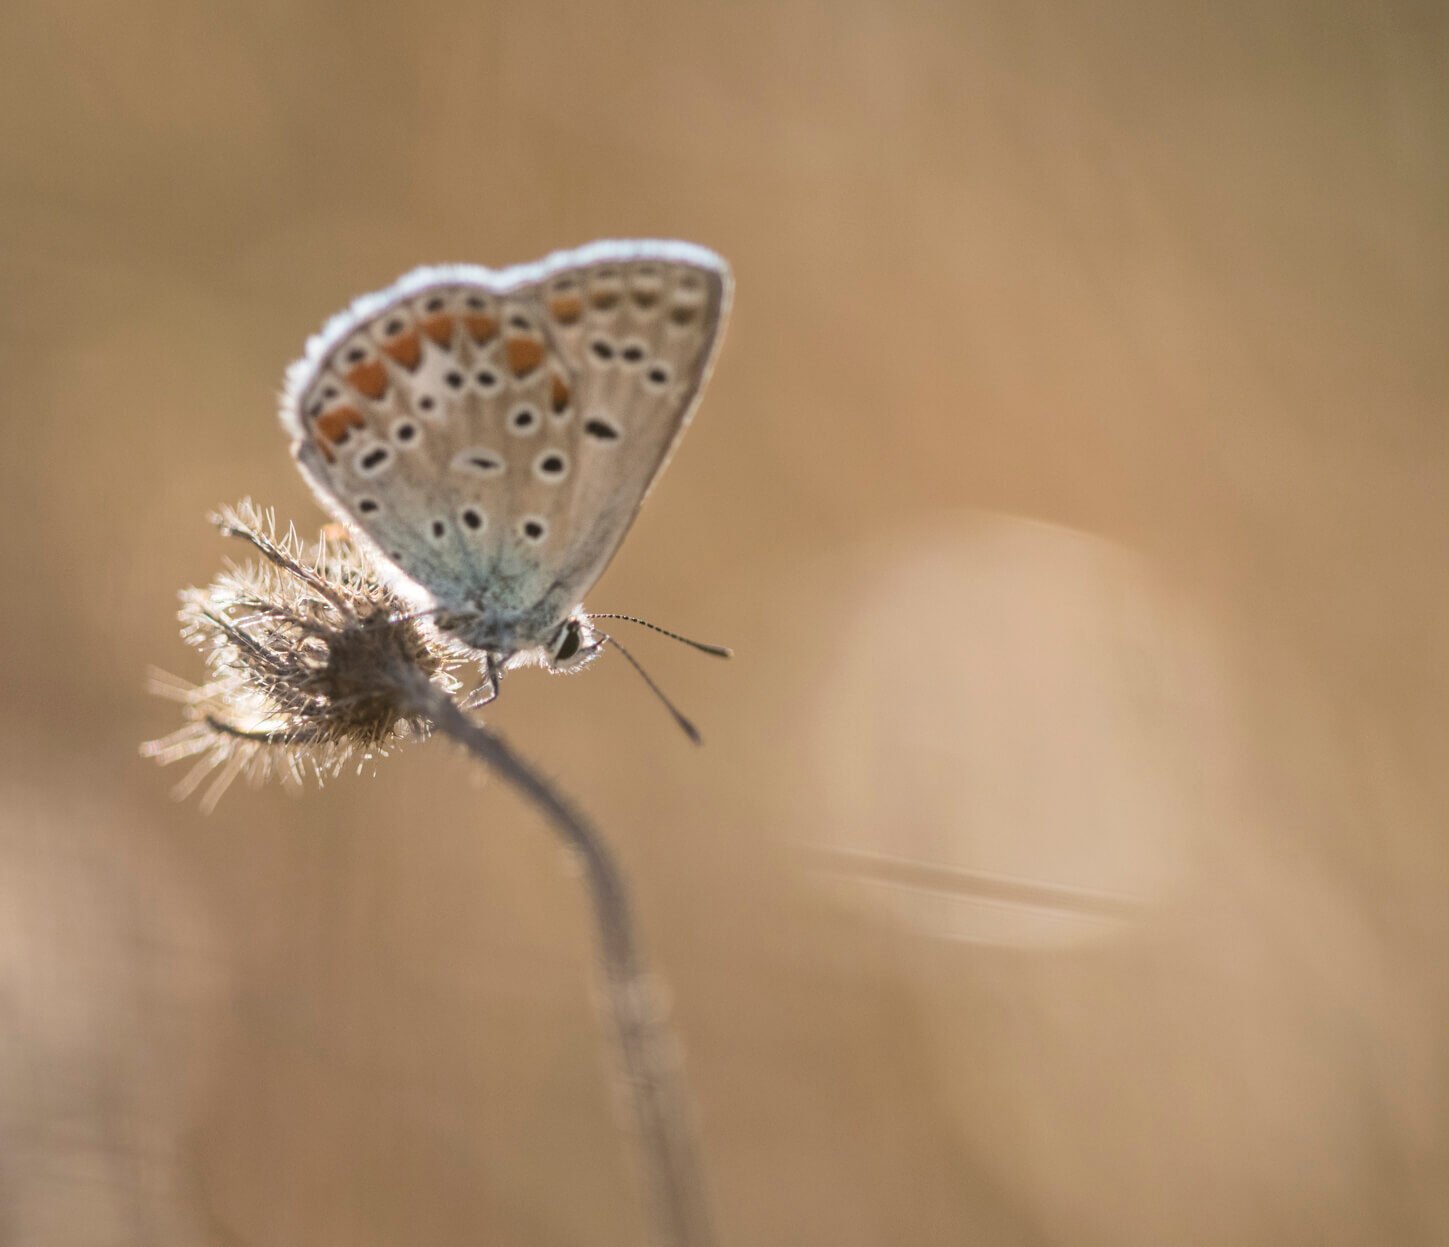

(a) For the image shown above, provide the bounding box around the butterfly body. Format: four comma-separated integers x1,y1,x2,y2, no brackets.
280,240,730,672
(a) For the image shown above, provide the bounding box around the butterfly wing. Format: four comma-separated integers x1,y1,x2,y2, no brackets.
280,241,730,646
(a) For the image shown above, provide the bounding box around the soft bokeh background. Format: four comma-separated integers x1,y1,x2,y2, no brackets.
2,2,1445,1244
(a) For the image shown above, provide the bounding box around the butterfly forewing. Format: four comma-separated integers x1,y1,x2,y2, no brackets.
281,241,729,649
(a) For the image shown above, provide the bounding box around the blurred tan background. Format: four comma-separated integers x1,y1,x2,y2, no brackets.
2,1,1446,1244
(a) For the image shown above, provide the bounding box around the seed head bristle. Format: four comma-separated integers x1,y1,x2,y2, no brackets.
142,501,460,809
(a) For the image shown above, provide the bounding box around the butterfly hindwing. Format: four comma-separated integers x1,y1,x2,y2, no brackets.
282,241,730,643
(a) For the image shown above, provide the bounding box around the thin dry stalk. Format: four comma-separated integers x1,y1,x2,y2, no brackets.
402,677,717,1247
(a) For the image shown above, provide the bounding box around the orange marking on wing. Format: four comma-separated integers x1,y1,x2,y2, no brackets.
381,329,421,370
420,314,455,346
591,290,620,311
548,293,583,324
466,313,499,344
315,406,366,443
345,359,389,399
550,374,571,413
505,336,545,378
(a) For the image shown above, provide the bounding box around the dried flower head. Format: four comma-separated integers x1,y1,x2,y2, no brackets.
143,501,461,809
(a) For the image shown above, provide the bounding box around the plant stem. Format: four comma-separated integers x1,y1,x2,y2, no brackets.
406,678,717,1247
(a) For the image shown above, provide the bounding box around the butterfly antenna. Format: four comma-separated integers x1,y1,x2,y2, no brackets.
597,632,704,745
587,614,733,658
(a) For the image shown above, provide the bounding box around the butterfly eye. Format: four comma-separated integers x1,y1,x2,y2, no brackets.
554,623,582,663
548,619,600,672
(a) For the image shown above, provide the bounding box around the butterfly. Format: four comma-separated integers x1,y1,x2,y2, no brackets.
279,240,731,700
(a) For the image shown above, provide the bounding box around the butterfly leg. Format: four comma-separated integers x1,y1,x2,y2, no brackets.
467,653,503,709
